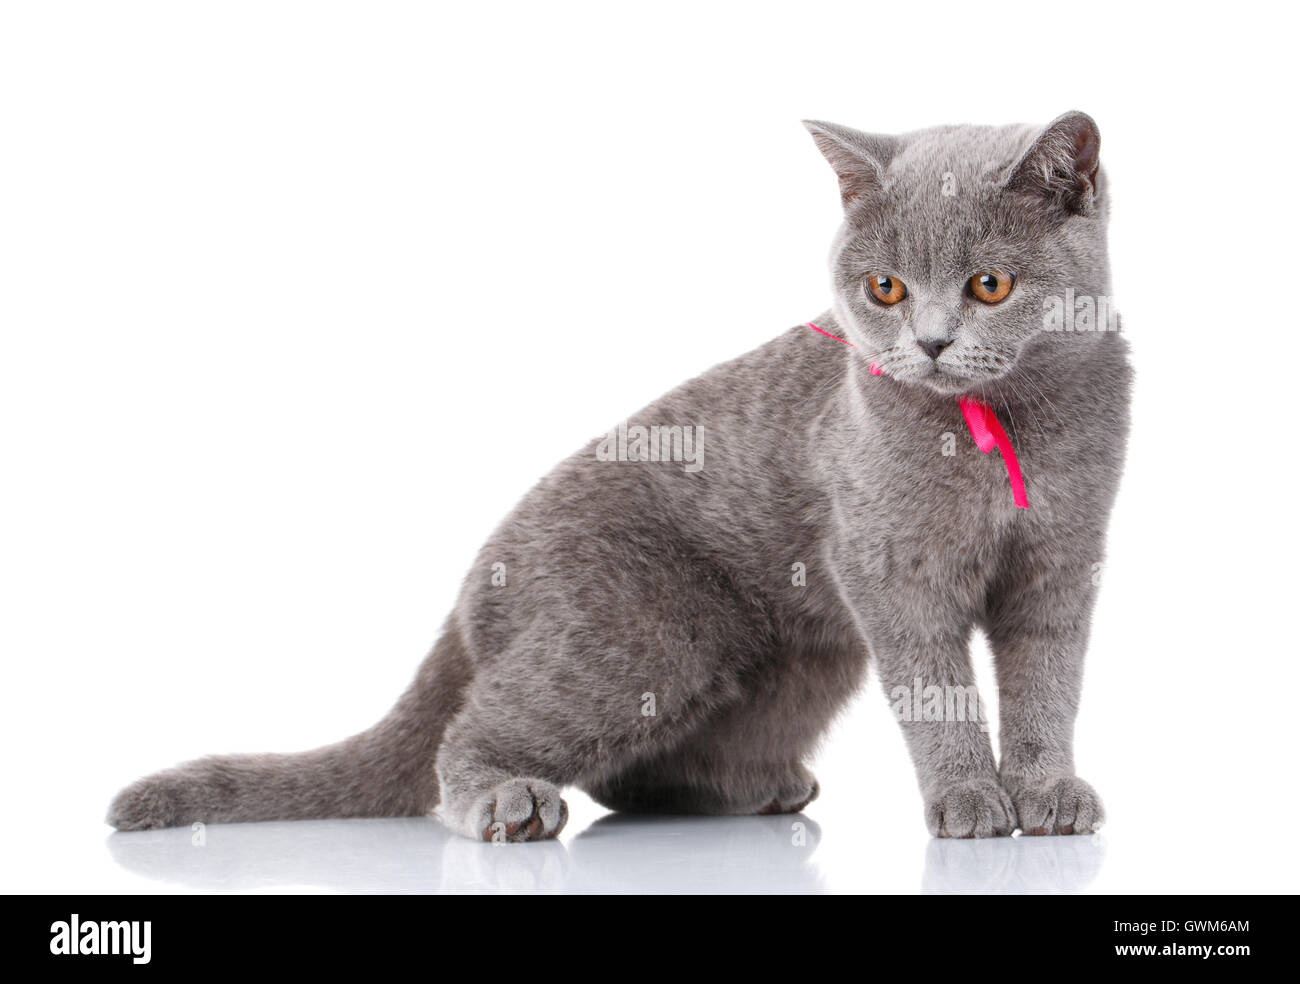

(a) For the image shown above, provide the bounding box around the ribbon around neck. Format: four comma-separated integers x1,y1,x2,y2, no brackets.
806,321,1029,509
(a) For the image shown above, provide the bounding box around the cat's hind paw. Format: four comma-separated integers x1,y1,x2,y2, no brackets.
757,776,820,815
1007,775,1105,835
470,778,569,843
925,778,1016,838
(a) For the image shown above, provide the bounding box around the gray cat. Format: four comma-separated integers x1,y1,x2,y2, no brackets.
109,111,1130,842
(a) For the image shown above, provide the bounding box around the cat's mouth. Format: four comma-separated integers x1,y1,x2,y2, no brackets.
869,338,1021,397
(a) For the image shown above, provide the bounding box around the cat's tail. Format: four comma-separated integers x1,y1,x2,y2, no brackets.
106,625,473,830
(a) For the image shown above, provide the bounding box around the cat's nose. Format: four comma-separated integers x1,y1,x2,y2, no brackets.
918,338,952,360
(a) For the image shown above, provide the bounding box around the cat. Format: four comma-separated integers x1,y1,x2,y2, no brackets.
109,111,1130,842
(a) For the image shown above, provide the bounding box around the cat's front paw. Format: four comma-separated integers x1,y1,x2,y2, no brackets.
924,778,1016,838
1005,774,1105,835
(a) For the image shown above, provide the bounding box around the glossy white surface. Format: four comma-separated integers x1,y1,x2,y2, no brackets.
102,813,1111,895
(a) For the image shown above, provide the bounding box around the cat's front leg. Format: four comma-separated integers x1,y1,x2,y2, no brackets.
987,556,1106,836
871,625,1015,838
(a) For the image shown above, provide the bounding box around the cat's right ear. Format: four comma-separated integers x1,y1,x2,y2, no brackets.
802,120,895,210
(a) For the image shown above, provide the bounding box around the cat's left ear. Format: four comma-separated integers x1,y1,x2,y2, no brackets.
802,120,896,210
1005,111,1102,216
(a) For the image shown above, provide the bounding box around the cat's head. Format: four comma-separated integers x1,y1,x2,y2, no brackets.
805,112,1112,397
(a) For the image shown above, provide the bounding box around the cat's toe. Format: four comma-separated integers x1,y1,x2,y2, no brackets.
475,779,569,843
1007,775,1104,835
925,778,1016,838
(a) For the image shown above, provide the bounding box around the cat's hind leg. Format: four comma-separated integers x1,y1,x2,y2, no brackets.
436,519,783,841
432,638,736,841
433,690,576,842
579,627,859,819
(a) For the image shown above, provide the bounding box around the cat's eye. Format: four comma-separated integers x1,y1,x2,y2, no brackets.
969,271,1015,304
866,274,908,306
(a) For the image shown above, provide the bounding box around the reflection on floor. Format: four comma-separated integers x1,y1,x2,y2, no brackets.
108,813,825,894
921,832,1106,894
107,812,1105,894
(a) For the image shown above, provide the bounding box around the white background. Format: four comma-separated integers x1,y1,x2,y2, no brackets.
2,0,1296,893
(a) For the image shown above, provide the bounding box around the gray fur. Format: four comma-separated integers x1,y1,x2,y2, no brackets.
109,112,1130,841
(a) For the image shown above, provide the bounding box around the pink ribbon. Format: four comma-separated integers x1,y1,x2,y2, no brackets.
807,321,856,348
958,397,1029,509
807,321,1029,509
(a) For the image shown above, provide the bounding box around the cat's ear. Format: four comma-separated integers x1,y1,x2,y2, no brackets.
802,120,895,210
1004,111,1102,216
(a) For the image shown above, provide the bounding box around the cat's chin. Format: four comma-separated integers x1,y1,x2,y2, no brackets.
912,367,990,397
922,376,974,396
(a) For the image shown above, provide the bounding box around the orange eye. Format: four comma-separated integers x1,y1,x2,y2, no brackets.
866,274,908,306
970,271,1015,304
